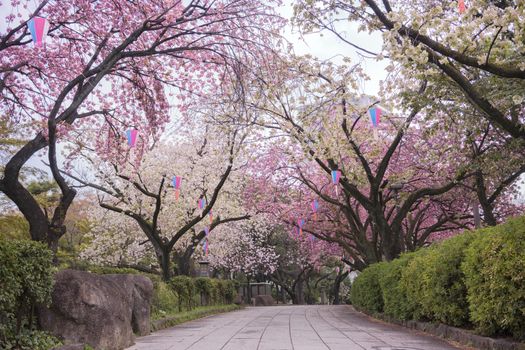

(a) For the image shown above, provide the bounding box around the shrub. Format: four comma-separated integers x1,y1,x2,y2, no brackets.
87,266,140,275
0,240,55,349
169,276,195,311
194,277,214,306
401,232,474,326
379,251,421,320
350,262,386,314
214,279,226,304
462,217,525,340
223,280,237,304
151,280,179,319
0,329,61,350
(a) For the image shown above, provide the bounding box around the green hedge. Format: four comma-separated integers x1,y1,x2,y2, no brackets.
169,276,196,311
0,240,58,349
151,280,179,319
350,262,385,314
401,232,474,326
379,251,422,321
351,216,525,341
463,219,525,339
172,277,238,309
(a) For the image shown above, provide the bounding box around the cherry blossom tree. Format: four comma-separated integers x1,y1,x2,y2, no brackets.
293,0,525,140
267,230,341,304
243,57,480,270
0,0,284,257
207,216,280,279
79,206,157,273
69,123,251,280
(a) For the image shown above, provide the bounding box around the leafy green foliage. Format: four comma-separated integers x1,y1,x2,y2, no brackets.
87,266,140,275
169,276,196,311
350,262,386,314
222,279,238,304
179,277,238,307
0,240,55,349
350,216,525,341
379,251,421,321
462,217,525,340
0,329,61,350
195,277,214,305
151,280,179,320
195,277,213,298
0,215,30,241
151,304,242,331
401,233,474,326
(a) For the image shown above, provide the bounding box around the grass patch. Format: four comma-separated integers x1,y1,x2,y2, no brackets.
151,304,242,331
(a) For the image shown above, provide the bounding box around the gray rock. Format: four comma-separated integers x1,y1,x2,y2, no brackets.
39,269,153,350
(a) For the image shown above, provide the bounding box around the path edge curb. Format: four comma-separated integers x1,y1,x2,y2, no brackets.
349,306,525,350
151,304,244,332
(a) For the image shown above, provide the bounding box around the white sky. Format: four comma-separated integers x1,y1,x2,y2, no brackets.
279,1,388,96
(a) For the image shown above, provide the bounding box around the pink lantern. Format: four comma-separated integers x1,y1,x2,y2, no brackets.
126,129,138,147
297,218,305,236
458,0,466,13
172,176,182,200
27,17,49,47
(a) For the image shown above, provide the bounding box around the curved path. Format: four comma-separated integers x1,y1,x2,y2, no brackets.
126,305,460,350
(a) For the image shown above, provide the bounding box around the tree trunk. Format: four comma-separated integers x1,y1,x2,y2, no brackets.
294,280,304,305
331,271,349,305
475,170,497,226
158,247,172,281
1,133,75,262
177,256,191,276
175,242,198,276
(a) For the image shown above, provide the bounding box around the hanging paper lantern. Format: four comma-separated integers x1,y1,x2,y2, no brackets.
311,199,319,220
198,198,206,218
458,0,466,13
203,240,208,256
331,170,342,196
172,176,182,200
297,218,305,236
27,17,49,47
368,107,381,127
331,170,341,185
126,129,138,147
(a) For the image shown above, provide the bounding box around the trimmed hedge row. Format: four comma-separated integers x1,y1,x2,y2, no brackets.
149,276,238,317
168,276,237,312
350,216,525,341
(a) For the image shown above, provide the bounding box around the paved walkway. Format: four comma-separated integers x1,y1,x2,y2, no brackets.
126,305,460,350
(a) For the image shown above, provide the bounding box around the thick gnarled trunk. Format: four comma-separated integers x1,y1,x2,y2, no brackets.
0,133,75,260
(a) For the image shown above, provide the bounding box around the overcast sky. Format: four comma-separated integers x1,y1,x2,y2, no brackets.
279,1,388,96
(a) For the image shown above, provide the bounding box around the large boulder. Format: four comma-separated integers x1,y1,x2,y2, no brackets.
39,269,153,350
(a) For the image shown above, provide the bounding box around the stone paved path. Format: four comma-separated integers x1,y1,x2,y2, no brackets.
126,305,460,350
